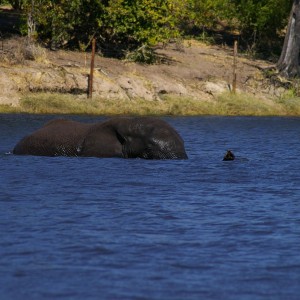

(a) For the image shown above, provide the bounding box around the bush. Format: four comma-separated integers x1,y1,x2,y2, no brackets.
125,45,158,64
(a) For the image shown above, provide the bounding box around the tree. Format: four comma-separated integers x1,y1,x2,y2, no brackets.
26,0,36,39
22,0,105,49
19,0,180,57
176,0,290,56
14,0,293,61
104,0,179,49
221,0,291,54
277,0,300,78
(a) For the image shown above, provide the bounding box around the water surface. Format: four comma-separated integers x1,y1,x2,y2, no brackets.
0,114,300,299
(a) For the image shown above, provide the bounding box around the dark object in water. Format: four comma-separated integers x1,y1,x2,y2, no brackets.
223,150,235,161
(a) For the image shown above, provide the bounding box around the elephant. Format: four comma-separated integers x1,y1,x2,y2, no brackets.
13,117,188,159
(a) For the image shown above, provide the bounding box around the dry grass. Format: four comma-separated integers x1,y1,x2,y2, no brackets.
275,97,300,115
1,91,300,116
0,37,48,66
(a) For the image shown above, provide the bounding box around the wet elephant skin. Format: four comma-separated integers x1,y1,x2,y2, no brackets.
13,117,188,159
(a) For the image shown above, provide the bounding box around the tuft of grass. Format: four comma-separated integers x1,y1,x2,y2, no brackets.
1,38,48,65
0,104,19,113
275,90,300,116
125,45,157,64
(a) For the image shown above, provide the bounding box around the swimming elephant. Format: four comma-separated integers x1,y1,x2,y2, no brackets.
13,117,188,159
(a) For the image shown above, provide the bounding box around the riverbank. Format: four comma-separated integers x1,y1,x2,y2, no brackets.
1,36,299,116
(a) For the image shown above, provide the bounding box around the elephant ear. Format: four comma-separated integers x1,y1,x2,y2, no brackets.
115,130,132,158
80,125,124,158
115,130,126,145
117,133,150,159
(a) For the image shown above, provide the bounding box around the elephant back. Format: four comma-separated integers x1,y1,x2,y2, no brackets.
13,119,92,156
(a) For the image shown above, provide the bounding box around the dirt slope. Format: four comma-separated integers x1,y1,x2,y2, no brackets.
0,36,283,107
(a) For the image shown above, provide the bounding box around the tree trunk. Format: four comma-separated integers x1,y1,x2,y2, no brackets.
277,0,300,78
27,1,36,39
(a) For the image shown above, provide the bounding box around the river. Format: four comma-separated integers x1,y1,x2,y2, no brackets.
0,114,299,299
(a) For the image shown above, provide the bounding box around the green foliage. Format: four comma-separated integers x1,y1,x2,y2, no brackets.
21,0,179,55
22,0,105,49
2,0,23,9
0,0,9,6
232,0,291,34
105,0,178,47
186,0,234,27
92,0,181,56
176,0,292,58
231,0,292,55
173,0,236,37
11,0,294,59
125,44,157,64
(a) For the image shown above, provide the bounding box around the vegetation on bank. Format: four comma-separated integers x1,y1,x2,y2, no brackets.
1,92,300,116
0,0,292,60
1,1,300,116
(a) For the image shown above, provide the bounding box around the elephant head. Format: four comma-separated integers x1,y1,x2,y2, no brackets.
13,117,188,160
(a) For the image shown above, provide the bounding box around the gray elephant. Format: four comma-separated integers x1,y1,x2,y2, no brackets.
13,117,188,159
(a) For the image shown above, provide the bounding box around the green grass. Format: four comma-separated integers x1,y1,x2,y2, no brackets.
214,92,283,116
275,96,300,116
1,91,300,116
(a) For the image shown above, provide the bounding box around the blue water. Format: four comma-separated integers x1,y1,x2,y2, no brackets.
0,114,300,300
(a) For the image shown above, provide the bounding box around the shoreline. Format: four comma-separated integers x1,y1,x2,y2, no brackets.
1,38,299,116
1,91,300,117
